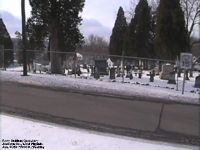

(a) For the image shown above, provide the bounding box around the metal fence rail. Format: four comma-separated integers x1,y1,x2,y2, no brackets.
1,48,175,69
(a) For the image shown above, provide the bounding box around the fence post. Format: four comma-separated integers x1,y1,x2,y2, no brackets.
74,52,77,78
121,51,125,83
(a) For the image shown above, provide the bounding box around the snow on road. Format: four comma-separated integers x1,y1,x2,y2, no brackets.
1,68,199,104
0,114,198,150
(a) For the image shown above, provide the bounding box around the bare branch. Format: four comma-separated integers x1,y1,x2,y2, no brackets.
181,0,200,37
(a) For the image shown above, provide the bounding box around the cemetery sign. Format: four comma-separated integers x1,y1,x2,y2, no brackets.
180,53,193,70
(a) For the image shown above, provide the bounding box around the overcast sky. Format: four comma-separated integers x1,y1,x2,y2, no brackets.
0,0,131,40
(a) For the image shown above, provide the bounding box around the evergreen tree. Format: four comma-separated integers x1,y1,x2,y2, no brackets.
109,7,127,56
155,0,189,60
29,0,85,74
26,17,48,65
0,18,14,68
26,18,48,51
125,0,153,58
125,16,136,56
14,18,48,67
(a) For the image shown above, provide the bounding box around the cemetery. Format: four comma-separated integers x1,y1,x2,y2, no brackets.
38,53,198,93
1,0,200,148
2,52,199,105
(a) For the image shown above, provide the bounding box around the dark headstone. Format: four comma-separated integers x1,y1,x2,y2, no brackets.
94,67,100,79
126,65,131,72
178,69,182,77
68,70,72,75
95,60,108,75
110,68,116,80
167,71,176,84
138,72,142,79
83,64,87,69
194,75,200,88
129,73,133,80
150,72,154,82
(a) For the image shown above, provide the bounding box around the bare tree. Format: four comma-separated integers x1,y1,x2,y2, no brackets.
181,0,200,41
126,0,139,20
80,34,109,55
86,34,108,50
149,0,160,12
126,0,159,19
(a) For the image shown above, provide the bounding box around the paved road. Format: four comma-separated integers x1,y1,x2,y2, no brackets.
1,82,200,139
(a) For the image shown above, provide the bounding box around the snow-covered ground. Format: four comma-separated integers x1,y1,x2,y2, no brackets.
0,113,198,150
1,67,200,104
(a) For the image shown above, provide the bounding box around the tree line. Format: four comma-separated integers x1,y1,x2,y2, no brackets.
109,0,200,60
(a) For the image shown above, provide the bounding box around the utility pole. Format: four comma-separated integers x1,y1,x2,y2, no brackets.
121,50,125,83
21,0,27,76
198,15,200,149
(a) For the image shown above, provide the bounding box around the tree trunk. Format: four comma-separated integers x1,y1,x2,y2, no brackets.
49,23,63,74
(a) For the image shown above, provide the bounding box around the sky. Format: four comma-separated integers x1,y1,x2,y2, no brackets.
0,0,199,40
0,0,131,40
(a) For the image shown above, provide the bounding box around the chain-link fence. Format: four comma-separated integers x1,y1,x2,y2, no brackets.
2,48,199,82
1,48,178,78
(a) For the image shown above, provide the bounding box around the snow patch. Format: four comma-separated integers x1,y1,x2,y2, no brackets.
1,114,198,150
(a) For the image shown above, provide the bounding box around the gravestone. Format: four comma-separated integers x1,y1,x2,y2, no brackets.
194,75,200,88
68,69,73,75
126,65,132,78
138,70,142,79
109,68,116,80
129,73,133,80
94,67,100,79
83,64,87,69
160,64,174,80
126,65,131,72
95,60,108,75
149,71,155,82
167,71,176,84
